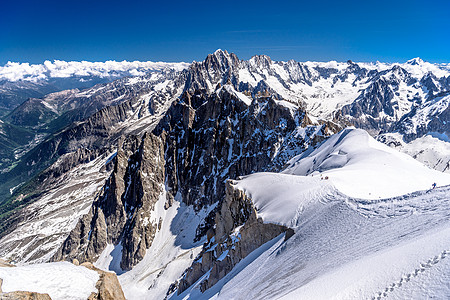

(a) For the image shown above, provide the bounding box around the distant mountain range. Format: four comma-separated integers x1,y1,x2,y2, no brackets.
0,50,448,299
0,60,189,111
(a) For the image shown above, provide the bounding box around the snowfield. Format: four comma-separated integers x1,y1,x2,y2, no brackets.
203,185,450,300
380,132,450,173
0,262,99,299
95,191,213,300
280,128,450,199
1,52,449,300
175,128,450,299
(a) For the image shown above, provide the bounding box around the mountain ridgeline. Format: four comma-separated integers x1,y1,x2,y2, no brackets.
52,86,331,270
0,50,449,298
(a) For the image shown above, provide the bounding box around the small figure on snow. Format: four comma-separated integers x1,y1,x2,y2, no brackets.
432,182,437,189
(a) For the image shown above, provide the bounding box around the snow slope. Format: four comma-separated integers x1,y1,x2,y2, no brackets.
95,190,214,300
0,262,99,300
204,185,450,300
0,152,114,264
174,128,450,299
280,128,450,199
379,132,450,173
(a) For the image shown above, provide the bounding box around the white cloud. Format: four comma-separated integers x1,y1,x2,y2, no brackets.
0,60,189,82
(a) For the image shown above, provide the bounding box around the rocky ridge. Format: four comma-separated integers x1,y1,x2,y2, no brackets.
176,180,294,295
52,86,330,271
3,50,449,206
0,50,449,298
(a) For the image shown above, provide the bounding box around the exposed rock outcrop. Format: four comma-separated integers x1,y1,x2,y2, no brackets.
176,180,294,294
0,259,15,268
53,86,329,271
0,291,52,300
52,132,166,270
81,262,126,300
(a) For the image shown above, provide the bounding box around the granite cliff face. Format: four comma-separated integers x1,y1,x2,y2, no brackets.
53,132,165,270
176,180,294,295
0,51,449,298
155,86,307,208
3,51,450,205
53,86,329,271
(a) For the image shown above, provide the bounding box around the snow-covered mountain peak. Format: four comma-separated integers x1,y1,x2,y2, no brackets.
213,48,228,56
205,49,239,70
184,50,240,92
248,54,273,68
400,58,449,79
407,57,425,65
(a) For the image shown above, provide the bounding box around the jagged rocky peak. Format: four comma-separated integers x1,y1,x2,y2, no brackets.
185,49,241,92
248,54,273,69
204,49,240,76
209,49,240,67
406,57,425,65
52,132,166,270
420,72,441,94
389,64,412,80
283,59,317,85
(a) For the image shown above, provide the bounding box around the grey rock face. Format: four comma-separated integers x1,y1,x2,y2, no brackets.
177,180,292,294
54,86,328,271
53,132,165,270
155,87,314,210
393,92,450,142
184,50,241,92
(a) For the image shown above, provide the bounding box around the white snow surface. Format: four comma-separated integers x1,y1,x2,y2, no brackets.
95,190,213,300
380,132,450,173
175,128,450,300
0,262,99,300
281,128,450,200
221,85,252,106
234,174,332,227
0,152,113,264
400,135,450,173
201,184,450,300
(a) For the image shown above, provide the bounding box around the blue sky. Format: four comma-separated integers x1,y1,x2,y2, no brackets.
1,0,449,64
